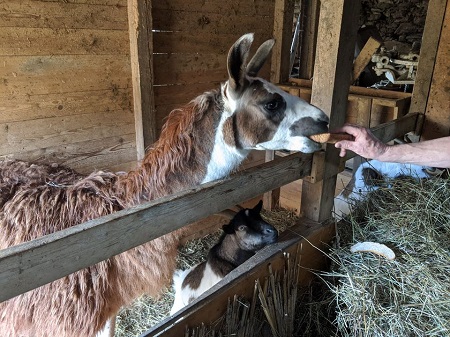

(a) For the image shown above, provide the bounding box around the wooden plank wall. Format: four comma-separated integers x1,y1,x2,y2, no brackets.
152,0,276,135
0,0,136,173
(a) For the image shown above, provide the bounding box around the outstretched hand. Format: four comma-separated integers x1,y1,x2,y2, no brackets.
333,124,388,159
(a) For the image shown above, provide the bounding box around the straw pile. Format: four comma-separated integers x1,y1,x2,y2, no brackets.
317,175,450,337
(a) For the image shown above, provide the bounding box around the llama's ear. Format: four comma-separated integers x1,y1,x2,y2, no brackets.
247,39,275,77
222,223,235,234
253,200,263,214
227,33,254,92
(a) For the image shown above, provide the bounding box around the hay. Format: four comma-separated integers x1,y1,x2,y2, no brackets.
323,176,450,337
115,207,299,337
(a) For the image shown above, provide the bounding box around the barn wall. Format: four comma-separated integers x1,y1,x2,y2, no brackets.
152,0,276,134
0,0,276,174
0,0,136,173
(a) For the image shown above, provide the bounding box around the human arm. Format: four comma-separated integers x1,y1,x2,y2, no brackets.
333,124,450,168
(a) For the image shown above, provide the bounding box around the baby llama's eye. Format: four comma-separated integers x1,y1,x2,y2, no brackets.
238,225,247,231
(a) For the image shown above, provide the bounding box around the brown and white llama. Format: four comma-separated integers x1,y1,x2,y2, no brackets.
0,33,329,337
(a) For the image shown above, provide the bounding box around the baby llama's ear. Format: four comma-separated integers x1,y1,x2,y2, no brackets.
252,200,263,214
222,223,236,234
227,33,254,93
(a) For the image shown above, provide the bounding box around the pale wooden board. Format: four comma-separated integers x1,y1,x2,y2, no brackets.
0,55,131,96
351,36,381,83
153,32,272,55
153,9,273,35
0,27,129,56
0,152,313,302
153,0,274,15
2,133,136,165
146,219,335,337
0,110,135,156
0,1,128,30
153,53,228,86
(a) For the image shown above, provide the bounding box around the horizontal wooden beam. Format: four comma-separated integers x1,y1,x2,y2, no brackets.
0,152,312,303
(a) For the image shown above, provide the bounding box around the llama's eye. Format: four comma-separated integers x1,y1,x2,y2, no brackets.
264,99,280,111
238,225,247,231
263,97,286,119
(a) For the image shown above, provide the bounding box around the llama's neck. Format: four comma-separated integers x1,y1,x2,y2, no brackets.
115,89,249,207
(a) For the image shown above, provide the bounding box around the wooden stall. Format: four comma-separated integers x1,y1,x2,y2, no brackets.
0,0,448,336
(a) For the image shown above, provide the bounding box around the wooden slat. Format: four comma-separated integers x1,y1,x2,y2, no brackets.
0,110,135,156
128,0,156,160
3,134,137,173
0,152,313,302
0,27,129,56
153,32,272,55
0,1,128,30
153,53,227,86
288,78,412,99
300,0,361,222
351,36,381,83
153,0,274,15
146,219,335,336
0,55,131,96
153,9,272,34
0,88,132,124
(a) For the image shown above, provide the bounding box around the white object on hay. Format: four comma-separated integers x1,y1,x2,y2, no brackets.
350,241,396,260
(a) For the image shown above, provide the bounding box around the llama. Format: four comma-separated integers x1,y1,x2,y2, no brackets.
170,200,277,315
0,33,329,337
334,159,431,220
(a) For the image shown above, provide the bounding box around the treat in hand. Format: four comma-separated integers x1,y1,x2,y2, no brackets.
309,132,354,144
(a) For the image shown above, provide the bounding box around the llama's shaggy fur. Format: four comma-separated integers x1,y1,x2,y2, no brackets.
0,94,221,337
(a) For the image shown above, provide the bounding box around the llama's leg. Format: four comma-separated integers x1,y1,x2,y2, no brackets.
95,316,116,337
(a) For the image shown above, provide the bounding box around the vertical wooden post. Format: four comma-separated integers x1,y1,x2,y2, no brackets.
300,0,361,222
271,0,295,84
409,0,448,136
127,0,156,161
298,0,320,80
264,0,295,210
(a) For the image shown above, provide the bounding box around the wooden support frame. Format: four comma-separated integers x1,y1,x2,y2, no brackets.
300,0,361,222
128,0,156,160
144,218,335,336
264,0,295,211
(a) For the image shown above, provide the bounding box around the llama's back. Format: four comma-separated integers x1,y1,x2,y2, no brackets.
0,159,80,209
0,159,179,336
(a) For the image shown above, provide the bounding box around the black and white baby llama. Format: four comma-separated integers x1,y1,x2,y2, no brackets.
170,200,278,314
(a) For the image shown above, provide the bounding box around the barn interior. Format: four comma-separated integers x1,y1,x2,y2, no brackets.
0,0,449,336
